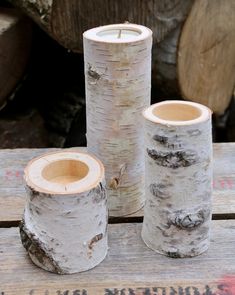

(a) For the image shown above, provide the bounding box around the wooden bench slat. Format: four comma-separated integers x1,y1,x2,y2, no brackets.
0,220,234,294
0,144,235,222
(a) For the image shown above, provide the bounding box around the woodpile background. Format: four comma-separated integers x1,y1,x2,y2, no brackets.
0,0,234,148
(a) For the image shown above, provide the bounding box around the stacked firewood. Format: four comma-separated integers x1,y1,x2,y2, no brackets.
1,0,235,146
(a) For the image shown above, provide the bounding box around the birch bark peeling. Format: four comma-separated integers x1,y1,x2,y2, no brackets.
178,0,235,114
84,24,152,217
142,101,213,258
21,151,108,274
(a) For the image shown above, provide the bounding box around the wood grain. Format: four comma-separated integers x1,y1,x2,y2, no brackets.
52,0,193,51
178,0,235,114
0,144,235,223
0,221,234,294
9,0,193,52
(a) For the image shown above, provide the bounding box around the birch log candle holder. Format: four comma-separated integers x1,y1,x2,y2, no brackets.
141,100,213,258
83,24,152,216
20,151,108,274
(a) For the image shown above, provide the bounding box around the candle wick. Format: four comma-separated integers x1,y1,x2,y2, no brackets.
118,29,122,39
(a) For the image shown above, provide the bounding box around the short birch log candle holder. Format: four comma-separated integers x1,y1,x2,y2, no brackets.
83,24,152,217
20,151,108,274
141,100,213,258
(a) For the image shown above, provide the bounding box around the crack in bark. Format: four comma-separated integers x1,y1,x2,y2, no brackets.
152,134,182,149
92,182,106,203
187,129,202,137
109,163,127,190
153,134,169,145
88,64,101,80
88,233,103,250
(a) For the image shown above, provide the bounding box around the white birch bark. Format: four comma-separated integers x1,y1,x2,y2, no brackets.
141,101,213,257
83,24,152,216
20,151,108,274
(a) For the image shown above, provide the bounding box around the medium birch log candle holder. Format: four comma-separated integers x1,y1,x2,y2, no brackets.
141,100,213,258
83,24,152,217
20,151,108,274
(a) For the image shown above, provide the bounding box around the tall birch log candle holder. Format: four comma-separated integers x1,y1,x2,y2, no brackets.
83,24,152,217
20,151,108,274
141,100,213,258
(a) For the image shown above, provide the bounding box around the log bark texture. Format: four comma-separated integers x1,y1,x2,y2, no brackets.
142,101,213,257
84,24,152,217
0,8,32,109
20,151,108,274
178,0,235,114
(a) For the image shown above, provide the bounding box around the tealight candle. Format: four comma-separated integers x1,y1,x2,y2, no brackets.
83,24,152,216
96,28,140,41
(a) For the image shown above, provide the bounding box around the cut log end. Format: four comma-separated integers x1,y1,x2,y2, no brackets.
178,0,235,114
143,100,212,126
24,150,105,195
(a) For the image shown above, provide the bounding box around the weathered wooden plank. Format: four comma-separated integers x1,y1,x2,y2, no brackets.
0,220,234,294
0,144,235,222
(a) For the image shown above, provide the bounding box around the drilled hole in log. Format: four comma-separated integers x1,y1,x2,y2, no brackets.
153,103,202,121
42,160,89,185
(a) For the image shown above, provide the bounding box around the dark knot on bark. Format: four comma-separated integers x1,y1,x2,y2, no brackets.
170,208,210,230
147,149,198,169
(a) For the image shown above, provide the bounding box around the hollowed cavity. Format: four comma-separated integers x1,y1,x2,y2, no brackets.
153,103,202,122
42,160,89,185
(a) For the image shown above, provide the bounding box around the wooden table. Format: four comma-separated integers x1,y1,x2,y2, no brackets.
1,144,235,294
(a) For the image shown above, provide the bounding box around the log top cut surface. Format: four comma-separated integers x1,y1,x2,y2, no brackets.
178,0,235,114
24,151,104,195
143,100,212,126
83,23,152,43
